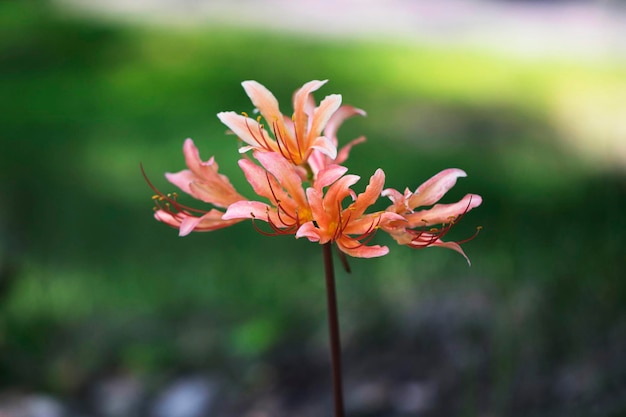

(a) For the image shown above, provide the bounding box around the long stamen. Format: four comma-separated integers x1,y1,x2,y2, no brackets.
141,164,207,215
272,121,298,164
337,214,381,250
247,173,302,236
243,115,274,152
264,172,298,224
250,212,280,237
456,226,483,245
408,196,479,248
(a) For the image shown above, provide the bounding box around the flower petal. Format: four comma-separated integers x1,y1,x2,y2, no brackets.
407,194,482,227
254,151,307,207
295,221,324,243
351,169,385,218
222,200,271,221
165,170,196,196
335,136,366,165
241,81,286,132
430,240,471,266
325,105,366,143
155,209,241,236
293,80,327,145
408,168,467,209
309,94,342,141
336,237,389,258
323,174,360,215
217,111,277,152
314,164,349,190
310,136,338,160
238,158,275,202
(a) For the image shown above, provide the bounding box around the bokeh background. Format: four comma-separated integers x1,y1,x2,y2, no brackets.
1,0,626,416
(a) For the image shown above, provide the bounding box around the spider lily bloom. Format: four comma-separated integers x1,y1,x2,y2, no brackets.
217,80,355,168
381,168,482,264
297,168,405,258
148,138,248,236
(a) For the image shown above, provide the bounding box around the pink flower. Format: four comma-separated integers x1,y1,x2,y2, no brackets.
381,168,482,264
217,80,365,169
148,138,248,236
296,169,405,258
147,81,482,265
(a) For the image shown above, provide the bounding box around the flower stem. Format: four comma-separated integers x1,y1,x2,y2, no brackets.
323,243,345,417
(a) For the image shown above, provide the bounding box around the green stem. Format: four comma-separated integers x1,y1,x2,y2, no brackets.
323,243,345,417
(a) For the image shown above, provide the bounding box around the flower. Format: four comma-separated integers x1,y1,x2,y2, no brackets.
381,168,482,264
148,138,247,236
296,168,405,258
148,80,482,264
217,80,365,171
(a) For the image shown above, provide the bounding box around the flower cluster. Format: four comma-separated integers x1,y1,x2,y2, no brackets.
148,80,481,262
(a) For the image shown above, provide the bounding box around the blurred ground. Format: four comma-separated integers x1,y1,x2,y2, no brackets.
1,1,626,416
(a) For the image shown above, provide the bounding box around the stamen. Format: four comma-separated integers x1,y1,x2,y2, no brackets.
407,195,480,249
141,163,209,215
243,117,273,152
272,121,297,164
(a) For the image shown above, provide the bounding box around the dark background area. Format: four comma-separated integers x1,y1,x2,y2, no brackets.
1,1,625,416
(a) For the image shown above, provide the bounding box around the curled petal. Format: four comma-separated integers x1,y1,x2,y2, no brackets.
310,136,338,160
314,164,349,190
223,200,295,230
164,139,246,208
296,221,325,243
309,94,342,141
181,139,209,176
351,168,385,218
323,174,360,215
325,105,366,143
381,187,406,212
408,168,467,209
222,200,271,221
407,194,482,227
336,238,389,258
430,240,471,266
344,211,404,236
154,209,242,236
335,136,366,166
165,170,196,197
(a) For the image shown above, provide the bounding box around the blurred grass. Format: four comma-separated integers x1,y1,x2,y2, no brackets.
1,1,626,413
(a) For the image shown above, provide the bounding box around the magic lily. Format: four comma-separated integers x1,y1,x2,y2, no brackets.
217,80,366,172
146,138,247,236
147,80,483,417
296,168,404,258
381,168,482,264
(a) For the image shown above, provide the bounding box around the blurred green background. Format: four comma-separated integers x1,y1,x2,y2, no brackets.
1,1,625,416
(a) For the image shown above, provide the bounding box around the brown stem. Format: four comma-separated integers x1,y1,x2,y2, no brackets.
323,243,345,417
